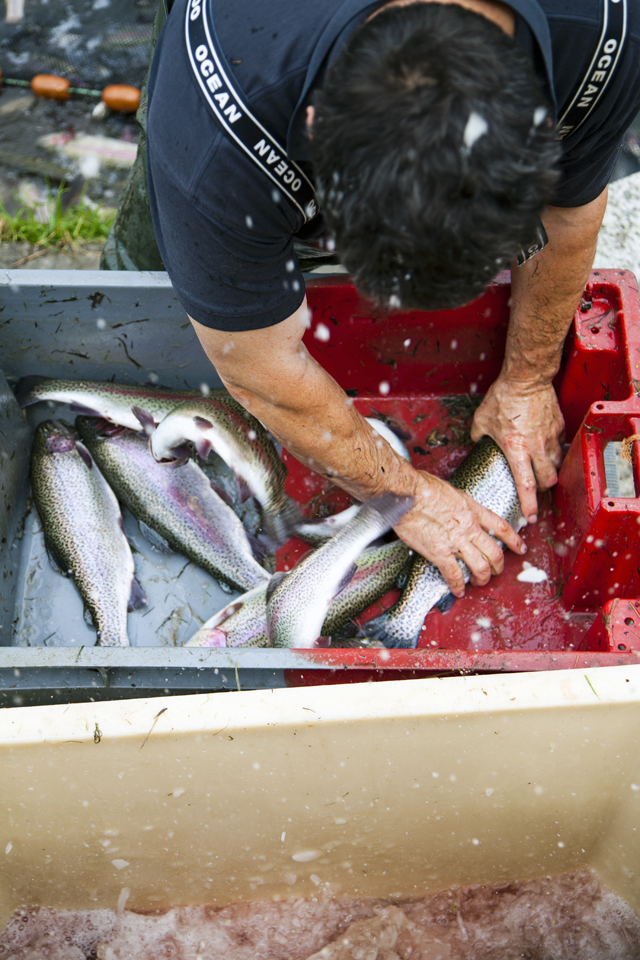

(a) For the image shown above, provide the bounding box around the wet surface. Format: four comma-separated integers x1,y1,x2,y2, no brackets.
2,868,639,960
280,395,600,655
11,403,251,648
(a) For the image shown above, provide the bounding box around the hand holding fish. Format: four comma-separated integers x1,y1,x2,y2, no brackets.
470,375,564,525
392,469,526,599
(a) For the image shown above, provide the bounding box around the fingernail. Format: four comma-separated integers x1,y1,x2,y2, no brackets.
521,544,527,554
528,514,537,524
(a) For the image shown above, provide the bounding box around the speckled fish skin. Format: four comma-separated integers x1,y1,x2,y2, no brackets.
187,583,269,648
30,420,143,647
186,539,411,648
14,376,205,431
149,396,300,546
322,539,411,637
266,493,414,648
76,417,270,592
364,436,524,649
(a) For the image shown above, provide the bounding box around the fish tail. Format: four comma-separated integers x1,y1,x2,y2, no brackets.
359,607,420,649
261,496,303,548
13,375,49,407
358,493,414,533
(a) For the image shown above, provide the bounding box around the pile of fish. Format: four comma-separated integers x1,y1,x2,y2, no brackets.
16,376,423,649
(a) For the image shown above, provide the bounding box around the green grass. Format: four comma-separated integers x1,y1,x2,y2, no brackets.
0,188,116,249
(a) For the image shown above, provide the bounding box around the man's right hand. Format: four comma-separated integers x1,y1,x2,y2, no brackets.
393,470,527,598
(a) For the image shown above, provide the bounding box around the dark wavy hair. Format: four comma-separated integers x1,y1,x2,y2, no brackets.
310,2,560,310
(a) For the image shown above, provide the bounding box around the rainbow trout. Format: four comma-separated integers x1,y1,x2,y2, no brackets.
145,396,300,546
14,376,205,431
76,417,270,592
266,494,413,648
30,420,146,646
186,539,411,648
363,436,523,648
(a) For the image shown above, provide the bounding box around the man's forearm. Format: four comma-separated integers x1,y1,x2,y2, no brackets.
218,338,415,503
190,307,526,595
504,188,608,384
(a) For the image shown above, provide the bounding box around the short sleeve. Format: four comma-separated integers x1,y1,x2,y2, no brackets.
552,132,624,208
147,150,306,331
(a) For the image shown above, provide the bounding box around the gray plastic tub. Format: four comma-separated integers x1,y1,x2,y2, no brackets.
0,269,333,705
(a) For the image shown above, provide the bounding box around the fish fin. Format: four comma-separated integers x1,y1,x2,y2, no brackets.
218,580,235,594
44,540,68,577
74,441,93,469
360,493,414,531
360,608,418,649
210,482,235,507
69,402,103,417
261,497,303,547
132,406,156,435
186,626,228,648
247,533,270,565
83,605,94,627
127,576,147,611
335,563,357,596
315,636,331,648
13,375,48,407
194,415,213,430
138,520,172,554
195,436,212,460
266,570,289,603
235,475,254,504
167,451,192,466
434,592,456,614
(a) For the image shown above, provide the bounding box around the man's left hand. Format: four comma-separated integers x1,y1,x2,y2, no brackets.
470,375,564,524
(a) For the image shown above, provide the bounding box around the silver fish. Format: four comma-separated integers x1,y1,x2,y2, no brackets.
187,539,411,648
293,420,409,547
76,417,270,593
365,418,411,461
146,397,300,546
266,494,413,648
30,420,146,647
14,376,204,431
295,503,361,546
363,436,524,649
187,584,269,648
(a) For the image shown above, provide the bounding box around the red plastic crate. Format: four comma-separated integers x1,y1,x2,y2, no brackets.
278,269,640,683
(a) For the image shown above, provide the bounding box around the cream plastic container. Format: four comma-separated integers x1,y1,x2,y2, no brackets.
2,665,640,927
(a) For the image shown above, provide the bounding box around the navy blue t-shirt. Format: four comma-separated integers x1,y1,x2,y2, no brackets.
146,0,640,332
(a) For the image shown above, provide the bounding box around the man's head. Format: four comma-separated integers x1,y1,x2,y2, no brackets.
310,2,560,311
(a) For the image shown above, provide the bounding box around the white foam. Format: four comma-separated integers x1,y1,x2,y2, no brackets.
517,564,548,583
2,869,639,960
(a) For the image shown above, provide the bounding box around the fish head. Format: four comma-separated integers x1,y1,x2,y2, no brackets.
148,408,203,464
75,415,127,443
36,419,78,455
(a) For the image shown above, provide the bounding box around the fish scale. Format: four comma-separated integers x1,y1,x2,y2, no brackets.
363,436,524,649
266,494,414,648
149,397,300,546
14,376,208,431
186,539,412,648
76,417,270,593
30,421,144,647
